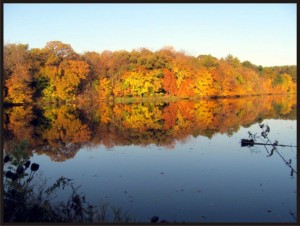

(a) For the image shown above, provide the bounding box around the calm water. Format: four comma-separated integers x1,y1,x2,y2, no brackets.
3,95,297,223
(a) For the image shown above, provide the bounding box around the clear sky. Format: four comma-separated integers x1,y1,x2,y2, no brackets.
4,3,296,66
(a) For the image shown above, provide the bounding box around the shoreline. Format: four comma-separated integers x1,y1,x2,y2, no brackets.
3,92,296,107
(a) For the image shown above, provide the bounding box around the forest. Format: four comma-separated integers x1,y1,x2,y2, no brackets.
3,41,297,105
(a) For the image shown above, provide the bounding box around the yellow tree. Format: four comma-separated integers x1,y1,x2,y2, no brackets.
144,69,163,96
39,41,90,101
119,69,162,97
41,59,90,101
194,67,214,97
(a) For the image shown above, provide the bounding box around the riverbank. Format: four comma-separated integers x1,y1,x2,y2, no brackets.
3,92,296,107
109,92,296,104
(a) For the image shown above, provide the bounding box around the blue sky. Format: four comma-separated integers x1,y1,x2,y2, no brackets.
4,3,296,66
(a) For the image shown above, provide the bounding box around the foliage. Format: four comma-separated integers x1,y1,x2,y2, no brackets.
40,59,90,101
42,105,91,154
3,41,297,104
4,44,33,103
3,95,296,161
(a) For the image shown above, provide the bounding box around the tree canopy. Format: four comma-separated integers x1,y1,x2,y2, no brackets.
3,41,297,104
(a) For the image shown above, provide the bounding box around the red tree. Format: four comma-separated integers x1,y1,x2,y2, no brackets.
162,68,177,95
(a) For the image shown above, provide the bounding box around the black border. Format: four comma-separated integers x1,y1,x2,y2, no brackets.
1,0,298,226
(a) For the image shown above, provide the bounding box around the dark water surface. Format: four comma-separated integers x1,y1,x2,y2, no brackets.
3,95,297,223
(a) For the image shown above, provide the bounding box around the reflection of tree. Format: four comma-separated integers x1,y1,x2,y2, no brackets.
194,100,216,128
90,96,296,147
113,103,163,132
38,105,91,161
5,106,35,142
272,95,295,116
3,95,297,158
162,102,177,130
96,102,113,124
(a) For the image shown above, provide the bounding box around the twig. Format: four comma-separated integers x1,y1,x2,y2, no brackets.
242,124,297,175
253,142,296,148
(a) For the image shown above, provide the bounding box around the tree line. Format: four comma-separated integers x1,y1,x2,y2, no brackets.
3,41,297,104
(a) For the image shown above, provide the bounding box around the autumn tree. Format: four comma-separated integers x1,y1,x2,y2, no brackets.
39,42,90,101
116,69,162,97
5,65,33,103
4,41,297,103
194,67,214,96
242,60,259,72
197,55,219,69
4,43,29,80
162,68,177,96
76,51,101,104
4,44,33,103
82,51,101,78
225,54,241,68
44,41,78,60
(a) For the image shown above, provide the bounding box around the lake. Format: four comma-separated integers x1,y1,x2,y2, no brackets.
3,95,297,223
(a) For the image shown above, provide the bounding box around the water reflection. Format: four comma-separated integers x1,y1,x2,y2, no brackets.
3,95,296,162
3,95,297,223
